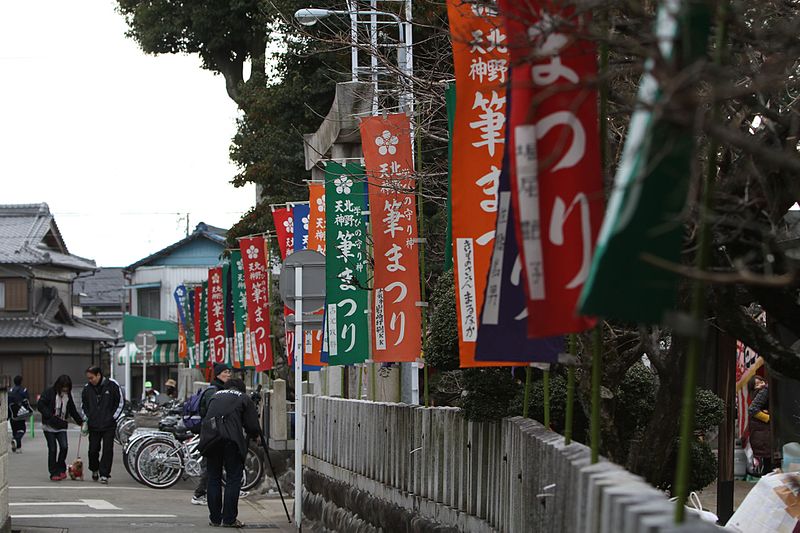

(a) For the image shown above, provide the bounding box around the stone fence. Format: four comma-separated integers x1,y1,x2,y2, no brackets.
303,395,724,533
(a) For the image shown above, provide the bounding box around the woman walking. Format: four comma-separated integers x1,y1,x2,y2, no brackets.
748,375,772,477
8,375,31,452
37,375,84,481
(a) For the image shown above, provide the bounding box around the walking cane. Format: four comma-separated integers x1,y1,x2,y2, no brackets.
258,432,291,523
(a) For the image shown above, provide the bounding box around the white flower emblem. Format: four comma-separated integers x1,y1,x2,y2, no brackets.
316,196,325,212
302,216,309,231
283,217,294,233
375,130,399,155
246,245,259,259
334,176,353,195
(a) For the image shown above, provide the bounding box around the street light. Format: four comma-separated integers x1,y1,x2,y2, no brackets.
293,6,411,115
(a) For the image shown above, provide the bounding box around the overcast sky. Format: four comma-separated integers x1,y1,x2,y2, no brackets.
0,0,256,267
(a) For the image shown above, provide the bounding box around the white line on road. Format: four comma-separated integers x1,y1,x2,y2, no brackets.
11,485,189,492
11,514,178,519
10,499,120,510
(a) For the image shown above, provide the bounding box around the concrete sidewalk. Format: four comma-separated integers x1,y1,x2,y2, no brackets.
8,423,295,532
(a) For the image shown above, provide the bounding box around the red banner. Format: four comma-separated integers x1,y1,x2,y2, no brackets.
207,267,226,363
500,1,603,337
447,0,514,367
360,114,422,362
239,236,274,371
271,205,294,259
192,289,201,344
308,183,326,254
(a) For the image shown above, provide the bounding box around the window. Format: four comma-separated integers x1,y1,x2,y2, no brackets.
0,279,28,311
137,287,161,319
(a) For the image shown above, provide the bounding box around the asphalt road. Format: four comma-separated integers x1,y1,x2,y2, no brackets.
8,424,295,532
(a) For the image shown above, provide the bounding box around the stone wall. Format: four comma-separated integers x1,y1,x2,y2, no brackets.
303,396,726,533
0,376,10,533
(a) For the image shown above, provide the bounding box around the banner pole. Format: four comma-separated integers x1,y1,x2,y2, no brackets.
564,334,577,444
590,327,602,464
522,366,532,419
357,364,363,400
416,110,430,407
543,367,551,429
675,1,727,522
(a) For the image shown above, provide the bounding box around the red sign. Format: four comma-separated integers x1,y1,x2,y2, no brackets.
501,0,603,337
271,205,294,259
207,267,226,363
307,183,326,254
239,236,274,371
360,114,422,362
192,289,201,345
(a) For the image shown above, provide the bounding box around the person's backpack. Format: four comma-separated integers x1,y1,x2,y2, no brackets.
182,386,216,432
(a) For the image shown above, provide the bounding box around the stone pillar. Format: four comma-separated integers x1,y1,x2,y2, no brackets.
0,376,11,533
270,379,288,442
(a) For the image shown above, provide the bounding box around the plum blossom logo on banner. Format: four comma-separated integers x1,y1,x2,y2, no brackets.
246,245,259,259
375,130,399,155
316,195,325,212
302,215,309,230
283,217,294,233
335,176,353,195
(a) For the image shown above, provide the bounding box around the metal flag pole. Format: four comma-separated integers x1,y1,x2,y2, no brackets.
293,263,304,529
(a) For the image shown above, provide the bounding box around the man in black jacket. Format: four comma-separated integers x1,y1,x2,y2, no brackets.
199,378,261,528
81,366,124,484
192,362,232,505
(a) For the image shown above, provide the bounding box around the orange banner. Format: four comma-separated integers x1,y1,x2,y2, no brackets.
447,0,515,367
360,114,422,362
308,183,326,254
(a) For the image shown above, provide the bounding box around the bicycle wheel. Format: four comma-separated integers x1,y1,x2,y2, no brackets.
125,434,177,485
135,439,184,489
240,445,265,491
116,417,137,445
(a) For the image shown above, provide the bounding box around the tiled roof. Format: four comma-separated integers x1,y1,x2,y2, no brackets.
126,222,227,270
76,268,126,307
0,316,116,341
0,203,96,271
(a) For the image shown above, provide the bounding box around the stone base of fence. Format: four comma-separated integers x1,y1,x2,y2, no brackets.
303,395,727,533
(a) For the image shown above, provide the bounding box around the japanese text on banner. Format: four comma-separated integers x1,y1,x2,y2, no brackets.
360,114,422,362
447,0,512,366
239,236,274,371
207,267,227,364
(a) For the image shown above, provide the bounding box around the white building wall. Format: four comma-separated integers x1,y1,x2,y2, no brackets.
131,266,211,321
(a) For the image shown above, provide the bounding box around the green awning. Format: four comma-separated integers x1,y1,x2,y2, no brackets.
122,314,178,343
117,342,180,365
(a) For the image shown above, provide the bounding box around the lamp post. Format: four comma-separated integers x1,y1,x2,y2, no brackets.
294,6,412,115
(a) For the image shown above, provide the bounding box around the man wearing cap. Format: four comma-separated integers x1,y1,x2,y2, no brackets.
143,381,160,404
164,379,178,400
191,363,231,505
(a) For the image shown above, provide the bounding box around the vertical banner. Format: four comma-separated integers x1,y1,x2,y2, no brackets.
199,281,209,367
292,203,310,252
444,82,456,272
207,267,227,364
231,250,252,368
188,287,198,366
360,114,422,362
476,107,563,362
223,263,237,367
324,161,370,365
173,285,189,359
579,0,711,323
501,0,603,337
271,205,294,259
447,0,509,366
308,183,327,254
240,235,275,371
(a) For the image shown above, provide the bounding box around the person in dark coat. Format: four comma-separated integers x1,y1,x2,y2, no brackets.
198,378,261,528
191,362,232,506
37,375,84,481
748,375,772,476
8,375,31,452
81,366,124,484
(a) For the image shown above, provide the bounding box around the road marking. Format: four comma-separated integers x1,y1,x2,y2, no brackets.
11,485,189,492
10,499,120,510
11,514,178,519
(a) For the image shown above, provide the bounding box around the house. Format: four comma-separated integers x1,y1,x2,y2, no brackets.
0,204,116,398
75,267,128,335
118,222,227,399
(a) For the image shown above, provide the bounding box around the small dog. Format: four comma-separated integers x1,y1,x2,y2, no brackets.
68,457,84,481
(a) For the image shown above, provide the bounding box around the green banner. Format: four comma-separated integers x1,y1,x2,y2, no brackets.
444,82,456,272
579,1,711,324
199,280,209,366
324,161,370,365
231,250,248,366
